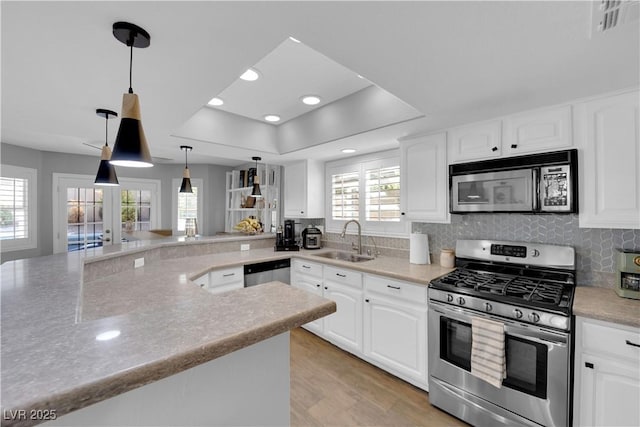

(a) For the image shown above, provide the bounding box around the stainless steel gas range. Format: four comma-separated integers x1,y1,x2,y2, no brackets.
428,239,576,427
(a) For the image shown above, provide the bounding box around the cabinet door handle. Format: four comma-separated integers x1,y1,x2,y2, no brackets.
511,144,518,149
336,273,346,278
626,340,640,348
387,285,401,290
365,299,370,303
324,286,328,290
585,362,594,369
316,284,321,288
491,146,498,152
401,212,406,216
302,265,311,269
223,273,235,277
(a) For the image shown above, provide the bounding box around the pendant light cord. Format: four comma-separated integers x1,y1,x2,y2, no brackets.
105,115,109,147
128,42,134,94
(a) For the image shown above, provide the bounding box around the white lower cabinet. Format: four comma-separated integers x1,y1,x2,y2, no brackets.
364,274,428,389
322,266,363,354
193,266,244,295
573,316,640,427
291,259,324,334
291,259,429,390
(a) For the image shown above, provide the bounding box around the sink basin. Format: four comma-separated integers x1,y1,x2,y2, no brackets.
312,250,374,263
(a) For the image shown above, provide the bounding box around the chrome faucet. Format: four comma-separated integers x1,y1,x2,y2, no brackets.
340,219,362,255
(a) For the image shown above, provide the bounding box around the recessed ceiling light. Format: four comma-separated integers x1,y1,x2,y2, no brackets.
341,148,356,154
240,68,260,81
289,37,301,43
357,74,364,79
301,95,322,106
208,97,224,106
264,114,281,122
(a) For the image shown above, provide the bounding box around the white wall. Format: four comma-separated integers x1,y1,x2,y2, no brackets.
0,143,232,263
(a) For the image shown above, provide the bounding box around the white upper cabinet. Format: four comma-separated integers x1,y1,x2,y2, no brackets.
447,119,502,163
283,159,324,218
503,105,573,155
574,89,640,229
399,132,449,223
448,105,573,164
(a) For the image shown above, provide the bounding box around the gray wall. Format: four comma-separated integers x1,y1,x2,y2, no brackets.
1,143,232,263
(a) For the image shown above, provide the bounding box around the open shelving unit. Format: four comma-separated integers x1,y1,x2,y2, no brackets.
225,163,281,233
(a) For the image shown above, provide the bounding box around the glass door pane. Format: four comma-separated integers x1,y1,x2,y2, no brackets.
66,187,104,251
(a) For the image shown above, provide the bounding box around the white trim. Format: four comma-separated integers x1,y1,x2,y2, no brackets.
171,178,204,235
0,164,38,252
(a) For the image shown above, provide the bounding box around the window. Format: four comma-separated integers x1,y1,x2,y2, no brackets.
121,189,151,232
331,171,359,220
66,187,104,251
0,165,37,251
326,151,407,236
172,178,204,234
365,165,401,222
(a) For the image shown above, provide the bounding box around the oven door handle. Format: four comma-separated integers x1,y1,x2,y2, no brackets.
506,331,568,347
430,302,569,346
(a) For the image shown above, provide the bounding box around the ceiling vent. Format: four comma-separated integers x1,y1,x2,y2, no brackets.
591,0,640,36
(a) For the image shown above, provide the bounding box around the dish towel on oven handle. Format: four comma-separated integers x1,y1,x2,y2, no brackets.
471,316,506,388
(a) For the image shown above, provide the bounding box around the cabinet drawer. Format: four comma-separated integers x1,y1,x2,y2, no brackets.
209,266,244,285
581,318,640,362
365,274,427,304
208,280,244,295
292,259,323,278
324,265,362,289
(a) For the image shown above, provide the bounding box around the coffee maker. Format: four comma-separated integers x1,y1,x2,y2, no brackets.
275,219,300,251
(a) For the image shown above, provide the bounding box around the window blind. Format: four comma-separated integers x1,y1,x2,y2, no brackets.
365,165,401,222
331,171,359,220
0,176,28,240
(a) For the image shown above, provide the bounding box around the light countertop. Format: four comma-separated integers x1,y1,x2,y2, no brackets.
0,239,335,426
573,286,640,328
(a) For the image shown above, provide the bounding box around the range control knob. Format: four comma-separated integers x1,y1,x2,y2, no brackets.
447,294,454,302
484,302,493,312
531,249,540,257
513,308,523,319
529,312,540,323
457,297,466,306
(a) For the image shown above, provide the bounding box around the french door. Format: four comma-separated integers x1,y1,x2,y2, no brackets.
53,174,161,253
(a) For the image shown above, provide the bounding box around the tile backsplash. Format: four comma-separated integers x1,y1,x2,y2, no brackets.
412,214,639,288
315,214,639,288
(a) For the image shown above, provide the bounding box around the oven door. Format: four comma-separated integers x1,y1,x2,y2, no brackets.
451,169,534,212
428,301,570,427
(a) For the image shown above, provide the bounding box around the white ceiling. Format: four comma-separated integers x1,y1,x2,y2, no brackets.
1,1,639,167
209,37,372,124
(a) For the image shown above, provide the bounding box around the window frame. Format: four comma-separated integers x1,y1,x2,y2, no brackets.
325,150,408,237
0,164,38,252
171,178,204,235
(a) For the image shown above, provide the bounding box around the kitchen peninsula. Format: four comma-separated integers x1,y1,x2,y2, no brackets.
0,235,335,427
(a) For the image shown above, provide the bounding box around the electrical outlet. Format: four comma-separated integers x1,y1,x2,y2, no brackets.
134,257,145,268
240,244,250,251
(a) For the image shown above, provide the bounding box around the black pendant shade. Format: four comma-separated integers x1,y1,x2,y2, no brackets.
251,156,262,198
109,22,153,168
180,145,193,193
94,108,119,186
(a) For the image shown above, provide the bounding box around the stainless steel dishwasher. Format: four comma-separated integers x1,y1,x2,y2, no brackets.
243,259,291,287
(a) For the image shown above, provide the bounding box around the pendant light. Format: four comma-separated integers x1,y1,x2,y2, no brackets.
179,146,193,193
110,22,153,168
94,108,119,186
251,156,262,198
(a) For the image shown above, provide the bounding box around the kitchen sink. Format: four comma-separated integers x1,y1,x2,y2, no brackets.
311,250,374,263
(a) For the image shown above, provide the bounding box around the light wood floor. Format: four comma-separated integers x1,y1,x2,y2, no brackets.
290,327,468,426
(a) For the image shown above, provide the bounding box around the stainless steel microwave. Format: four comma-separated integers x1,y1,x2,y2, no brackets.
449,149,578,213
